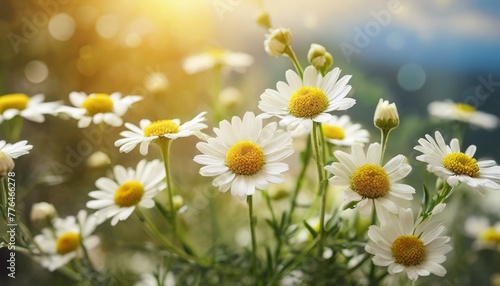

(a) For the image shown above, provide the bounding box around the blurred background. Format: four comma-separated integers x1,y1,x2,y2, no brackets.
1,0,499,285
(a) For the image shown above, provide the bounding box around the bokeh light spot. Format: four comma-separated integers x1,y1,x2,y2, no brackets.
397,63,426,91
96,14,120,39
25,61,49,83
48,13,75,41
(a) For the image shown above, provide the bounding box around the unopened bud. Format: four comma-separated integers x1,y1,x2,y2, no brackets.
308,44,333,73
30,202,57,227
0,152,14,177
256,11,271,29
86,151,111,168
374,99,399,131
264,28,292,57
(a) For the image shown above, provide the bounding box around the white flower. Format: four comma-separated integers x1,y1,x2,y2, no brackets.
428,100,499,130
182,50,253,74
194,112,294,200
258,65,355,134
144,72,169,94
374,98,399,131
264,28,292,57
0,93,61,123
322,115,370,147
0,140,33,159
86,160,166,226
114,112,207,155
33,210,99,272
414,131,500,194
56,92,142,128
464,216,500,251
365,208,452,281
325,143,415,220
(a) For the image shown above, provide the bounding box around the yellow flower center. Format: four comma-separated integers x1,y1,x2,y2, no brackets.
225,140,265,176
143,120,179,137
322,124,345,140
442,152,479,177
114,180,145,207
288,86,329,118
481,228,500,244
454,103,476,113
81,93,114,116
0,93,30,114
350,164,389,198
56,232,80,255
391,235,426,266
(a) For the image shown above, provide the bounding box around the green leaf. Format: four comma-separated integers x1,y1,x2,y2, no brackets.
303,221,318,238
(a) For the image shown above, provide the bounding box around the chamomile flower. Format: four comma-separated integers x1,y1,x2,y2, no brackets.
194,112,294,200
428,100,499,130
414,131,500,194
0,140,33,159
365,208,452,281
182,50,253,74
258,65,355,133
33,210,99,271
86,159,166,226
325,143,415,219
322,115,370,147
114,112,207,155
464,216,500,251
0,93,61,123
56,92,142,128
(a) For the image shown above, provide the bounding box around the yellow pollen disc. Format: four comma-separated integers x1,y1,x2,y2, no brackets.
143,120,179,137
114,180,145,207
225,140,265,176
454,103,476,113
442,152,479,177
322,124,345,140
288,86,329,118
391,235,426,266
0,93,29,114
481,228,500,244
56,232,80,255
81,93,114,116
350,164,389,198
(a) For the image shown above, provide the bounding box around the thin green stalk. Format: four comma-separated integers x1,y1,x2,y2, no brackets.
263,191,277,225
159,139,178,240
284,46,303,78
287,137,311,226
247,195,258,278
380,128,391,164
312,123,328,242
368,201,378,286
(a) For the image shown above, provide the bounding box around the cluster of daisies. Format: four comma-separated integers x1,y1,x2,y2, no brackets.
1,38,499,283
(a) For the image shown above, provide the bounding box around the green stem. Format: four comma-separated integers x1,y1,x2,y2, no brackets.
247,195,258,278
380,128,391,164
284,46,303,78
159,139,178,240
312,123,328,243
287,137,311,227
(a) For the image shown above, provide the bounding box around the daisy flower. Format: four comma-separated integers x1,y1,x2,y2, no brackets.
365,208,452,281
325,143,415,219
258,65,355,133
464,216,500,251
0,140,33,159
56,92,142,128
193,112,294,200
114,112,207,155
414,131,500,194
0,93,61,123
182,50,253,74
321,115,370,147
86,159,166,225
33,210,99,272
428,100,499,130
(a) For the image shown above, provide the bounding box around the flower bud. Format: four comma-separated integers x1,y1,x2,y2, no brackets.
307,44,333,73
86,151,111,168
219,87,242,110
0,152,14,177
374,99,399,131
30,202,57,227
172,195,184,210
264,28,292,57
255,11,271,29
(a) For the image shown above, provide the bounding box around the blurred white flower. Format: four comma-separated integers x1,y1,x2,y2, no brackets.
182,50,253,74
322,115,370,147
30,202,57,226
428,100,499,130
0,140,33,176
365,208,452,281
464,216,500,251
194,112,294,200
219,87,242,110
144,72,169,94
57,92,142,128
414,131,500,194
0,93,61,123
33,210,99,271
86,159,166,226
115,112,207,155
259,66,355,134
